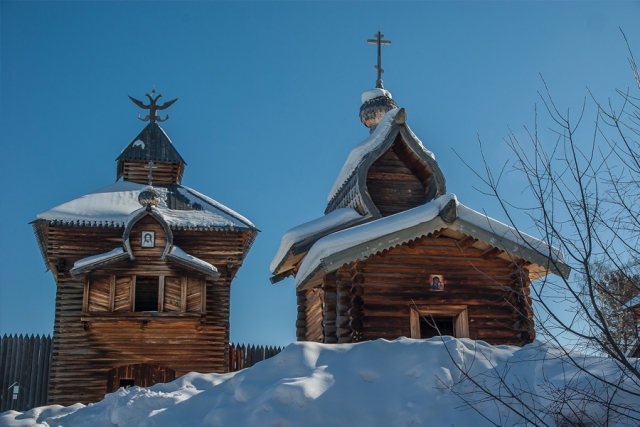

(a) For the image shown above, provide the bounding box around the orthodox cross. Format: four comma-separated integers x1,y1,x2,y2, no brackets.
145,160,157,186
367,31,391,89
128,89,179,124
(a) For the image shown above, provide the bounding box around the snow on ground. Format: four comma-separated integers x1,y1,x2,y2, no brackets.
2,338,639,427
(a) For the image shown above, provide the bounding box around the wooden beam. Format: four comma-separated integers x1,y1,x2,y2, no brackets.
158,276,165,312
201,278,206,314
456,235,477,250
409,308,420,339
82,277,90,313
108,275,116,313
129,275,136,312
482,247,503,260
181,277,187,313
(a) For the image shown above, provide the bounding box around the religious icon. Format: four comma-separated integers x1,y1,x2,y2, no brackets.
141,231,155,248
430,274,444,291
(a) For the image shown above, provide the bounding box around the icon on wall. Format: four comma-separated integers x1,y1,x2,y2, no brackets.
430,274,444,291
141,231,155,248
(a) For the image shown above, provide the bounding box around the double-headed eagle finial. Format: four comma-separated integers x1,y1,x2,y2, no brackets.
128,89,178,123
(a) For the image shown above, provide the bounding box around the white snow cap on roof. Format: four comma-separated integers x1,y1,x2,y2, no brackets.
37,181,254,230
296,194,565,287
327,108,436,203
72,248,125,271
298,194,456,286
169,246,218,275
361,88,392,103
270,208,362,273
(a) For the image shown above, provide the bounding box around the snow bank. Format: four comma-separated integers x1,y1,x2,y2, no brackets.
3,338,638,427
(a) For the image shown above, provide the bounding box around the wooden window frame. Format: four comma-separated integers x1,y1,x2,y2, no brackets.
410,305,469,339
84,274,205,315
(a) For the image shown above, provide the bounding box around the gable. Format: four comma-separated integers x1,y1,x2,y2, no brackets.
366,136,430,217
326,109,446,218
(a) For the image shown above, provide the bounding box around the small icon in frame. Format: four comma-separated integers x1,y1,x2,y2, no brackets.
430,274,444,291
141,231,155,248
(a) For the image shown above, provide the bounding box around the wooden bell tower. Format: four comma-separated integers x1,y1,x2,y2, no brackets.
32,91,258,405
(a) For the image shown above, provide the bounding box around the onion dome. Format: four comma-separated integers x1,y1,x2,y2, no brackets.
138,186,161,208
359,88,398,131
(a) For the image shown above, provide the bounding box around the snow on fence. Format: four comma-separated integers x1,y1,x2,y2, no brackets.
0,334,52,412
228,343,283,372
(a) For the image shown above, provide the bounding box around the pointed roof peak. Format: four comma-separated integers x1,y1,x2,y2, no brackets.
117,122,185,164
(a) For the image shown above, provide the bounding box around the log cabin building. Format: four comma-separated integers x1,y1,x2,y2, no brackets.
31,92,258,405
270,34,569,347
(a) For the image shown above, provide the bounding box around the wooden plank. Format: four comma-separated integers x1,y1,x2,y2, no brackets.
130,275,136,312
409,308,420,339
109,275,116,312
82,278,89,313
158,276,165,312
181,277,187,312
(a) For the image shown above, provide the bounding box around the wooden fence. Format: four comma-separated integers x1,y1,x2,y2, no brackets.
0,334,52,412
228,343,283,372
0,336,281,412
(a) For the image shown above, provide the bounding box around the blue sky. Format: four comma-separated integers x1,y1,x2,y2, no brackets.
1,1,639,347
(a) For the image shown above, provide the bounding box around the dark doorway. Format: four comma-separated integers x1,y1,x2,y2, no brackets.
135,276,159,312
419,316,454,338
107,363,176,393
119,379,135,389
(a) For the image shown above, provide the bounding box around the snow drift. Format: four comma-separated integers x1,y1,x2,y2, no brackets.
2,338,639,427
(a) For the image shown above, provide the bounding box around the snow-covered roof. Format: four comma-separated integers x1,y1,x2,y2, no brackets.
36,181,255,230
327,108,436,203
270,208,364,275
69,244,219,280
296,194,568,289
70,248,128,279
117,122,185,164
361,88,393,103
166,246,219,279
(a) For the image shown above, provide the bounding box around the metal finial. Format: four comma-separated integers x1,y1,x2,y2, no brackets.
128,90,178,124
367,31,391,89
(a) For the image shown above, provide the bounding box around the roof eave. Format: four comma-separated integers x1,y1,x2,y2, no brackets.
70,250,130,280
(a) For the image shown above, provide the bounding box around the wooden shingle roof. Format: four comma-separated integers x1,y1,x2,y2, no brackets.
117,123,185,164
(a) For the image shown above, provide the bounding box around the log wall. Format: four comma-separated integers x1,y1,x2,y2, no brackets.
366,145,427,217
121,161,183,185
306,235,534,347
43,223,250,406
304,288,324,342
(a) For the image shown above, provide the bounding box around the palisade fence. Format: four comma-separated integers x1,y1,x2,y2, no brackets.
0,334,52,412
228,343,283,372
0,335,283,412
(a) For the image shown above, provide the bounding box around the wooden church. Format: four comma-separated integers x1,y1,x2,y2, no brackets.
32,91,258,405
270,32,569,346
